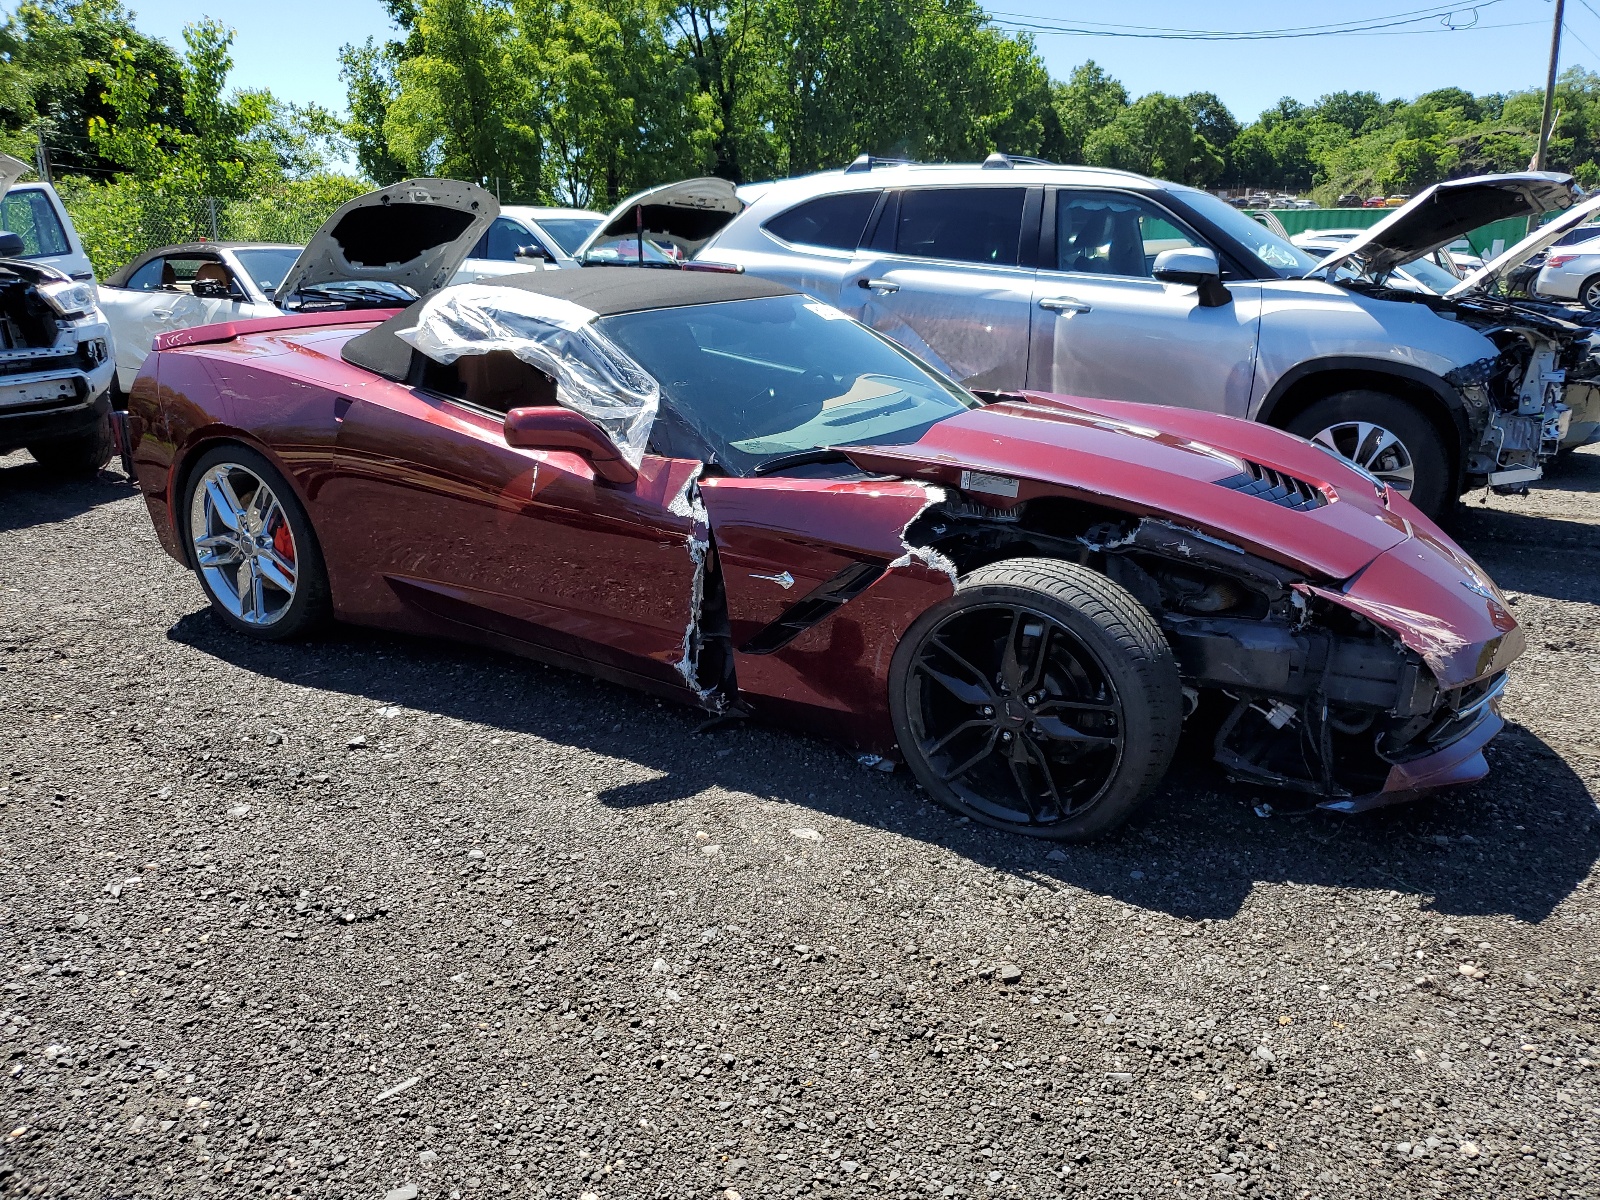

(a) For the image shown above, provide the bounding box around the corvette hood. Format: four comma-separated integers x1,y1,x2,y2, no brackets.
274,177,497,304
1314,172,1579,281
846,394,1522,687
845,393,1417,582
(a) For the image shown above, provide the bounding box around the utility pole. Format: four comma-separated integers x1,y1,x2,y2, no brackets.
33,130,51,186
1536,0,1565,171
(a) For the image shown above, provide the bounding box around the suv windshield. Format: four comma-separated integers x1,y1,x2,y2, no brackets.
1180,190,1317,277
599,293,977,475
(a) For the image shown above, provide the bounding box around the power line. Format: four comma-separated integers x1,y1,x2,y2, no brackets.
993,17,1540,40
987,2,1537,41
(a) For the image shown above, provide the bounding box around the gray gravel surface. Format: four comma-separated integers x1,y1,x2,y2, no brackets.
1,446,1597,1200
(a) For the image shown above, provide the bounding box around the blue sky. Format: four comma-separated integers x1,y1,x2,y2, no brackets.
78,0,1600,125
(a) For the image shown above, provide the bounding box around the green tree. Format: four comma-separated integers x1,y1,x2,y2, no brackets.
382,0,541,195
1047,60,1126,163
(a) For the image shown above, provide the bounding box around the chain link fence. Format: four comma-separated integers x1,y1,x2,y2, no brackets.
55,177,370,278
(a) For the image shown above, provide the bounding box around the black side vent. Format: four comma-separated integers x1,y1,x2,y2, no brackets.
739,562,885,655
1215,462,1328,512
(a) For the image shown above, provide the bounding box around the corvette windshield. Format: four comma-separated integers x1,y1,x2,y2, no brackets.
599,293,977,474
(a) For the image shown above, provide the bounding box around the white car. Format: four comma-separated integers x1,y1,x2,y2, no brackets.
1534,234,1600,309
99,180,495,395
452,205,604,281
1291,231,1463,295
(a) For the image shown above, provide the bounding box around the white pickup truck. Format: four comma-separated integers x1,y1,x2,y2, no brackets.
0,154,117,474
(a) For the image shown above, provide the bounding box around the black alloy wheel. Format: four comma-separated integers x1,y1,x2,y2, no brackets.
891,559,1181,841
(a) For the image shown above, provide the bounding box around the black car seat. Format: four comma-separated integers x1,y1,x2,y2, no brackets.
160,260,178,289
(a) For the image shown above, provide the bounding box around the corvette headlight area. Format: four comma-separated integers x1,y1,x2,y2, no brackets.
37,279,98,319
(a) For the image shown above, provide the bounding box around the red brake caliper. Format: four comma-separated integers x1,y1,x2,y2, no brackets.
271,517,295,565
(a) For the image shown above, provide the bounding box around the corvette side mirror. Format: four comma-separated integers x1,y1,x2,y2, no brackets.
504,406,637,485
191,277,235,300
515,243,553,263
0,231,24,257
1153,247,1231,308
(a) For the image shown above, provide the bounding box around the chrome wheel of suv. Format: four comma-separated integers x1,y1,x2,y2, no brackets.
189,462,299,627
1309,420,1416,496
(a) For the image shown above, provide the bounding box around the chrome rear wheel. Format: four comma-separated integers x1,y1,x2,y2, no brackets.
188,462,300,628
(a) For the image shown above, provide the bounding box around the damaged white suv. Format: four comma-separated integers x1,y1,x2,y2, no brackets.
0,154,115,473
589,165,1600,519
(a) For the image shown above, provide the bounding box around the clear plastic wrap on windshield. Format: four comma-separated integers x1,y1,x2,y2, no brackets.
396,283,659,466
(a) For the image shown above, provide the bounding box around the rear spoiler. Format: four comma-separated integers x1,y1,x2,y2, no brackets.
154,308,402,352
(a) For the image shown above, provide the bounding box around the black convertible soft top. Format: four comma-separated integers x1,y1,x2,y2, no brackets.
341,266,794,381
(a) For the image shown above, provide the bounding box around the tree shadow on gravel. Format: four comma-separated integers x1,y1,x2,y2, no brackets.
0,455,135,532
168,606,1599,929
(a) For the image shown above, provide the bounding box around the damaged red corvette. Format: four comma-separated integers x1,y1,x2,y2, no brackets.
122,262,1523,840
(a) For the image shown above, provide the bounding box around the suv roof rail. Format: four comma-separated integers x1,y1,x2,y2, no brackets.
981,152,1058,169
844,153,915,173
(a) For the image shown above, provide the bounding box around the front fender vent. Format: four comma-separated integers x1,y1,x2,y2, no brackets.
1216,461,1328,511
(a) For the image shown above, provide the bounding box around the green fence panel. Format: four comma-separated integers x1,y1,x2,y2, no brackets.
1249,207,1531,257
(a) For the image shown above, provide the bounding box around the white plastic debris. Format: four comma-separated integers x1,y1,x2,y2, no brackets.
397,283,659,466
373,1076,420,1103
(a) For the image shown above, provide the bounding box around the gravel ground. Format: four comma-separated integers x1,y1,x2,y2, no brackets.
1,446,1597,1200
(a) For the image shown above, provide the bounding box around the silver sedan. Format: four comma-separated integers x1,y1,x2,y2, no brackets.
1536,235,1600,309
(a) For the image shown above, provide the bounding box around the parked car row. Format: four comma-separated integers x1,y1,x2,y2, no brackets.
7,161,1590,841
568,163,1598,518
113,189,1526,840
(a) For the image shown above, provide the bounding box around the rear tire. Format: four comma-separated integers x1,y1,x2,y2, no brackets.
1286,389,1451,520
27,412,114,476
1580,274,1600,311
180,444,331,641
890,558,1182,842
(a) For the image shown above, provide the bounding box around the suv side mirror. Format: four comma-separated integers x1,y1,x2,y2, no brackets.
515,243,554,263
503,405,637,485
1153,247,1231,308
0,231,25,257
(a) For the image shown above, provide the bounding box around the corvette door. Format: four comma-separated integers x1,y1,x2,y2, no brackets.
322,372,709,694
1027,189,1262,418
844,186,1038,390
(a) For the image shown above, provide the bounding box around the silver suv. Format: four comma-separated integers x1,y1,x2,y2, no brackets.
582,163,1598,519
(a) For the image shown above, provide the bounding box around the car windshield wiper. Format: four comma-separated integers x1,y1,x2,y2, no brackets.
751,448,855,476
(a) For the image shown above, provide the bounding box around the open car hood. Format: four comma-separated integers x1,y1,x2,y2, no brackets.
577,177,743,262
0,153,28,198
1312,172,1580,281
273,178,497,304
1448,191,1600,296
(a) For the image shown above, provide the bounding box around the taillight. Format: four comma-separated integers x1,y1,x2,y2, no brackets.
1548,254,1577,268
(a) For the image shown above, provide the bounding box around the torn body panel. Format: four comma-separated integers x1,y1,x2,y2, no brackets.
701,476,956,752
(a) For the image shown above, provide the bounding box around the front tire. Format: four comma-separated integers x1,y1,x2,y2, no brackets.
27,413,114,476
180,444,331,640
1286,389,1451,520
890,558,1182,841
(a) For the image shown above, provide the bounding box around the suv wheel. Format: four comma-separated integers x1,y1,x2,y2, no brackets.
1286,390,1450,519
27,413,114,477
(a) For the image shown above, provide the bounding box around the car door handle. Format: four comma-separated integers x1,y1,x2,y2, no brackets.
152,308,177,320
858,278,900,294
1038,296,1091,314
